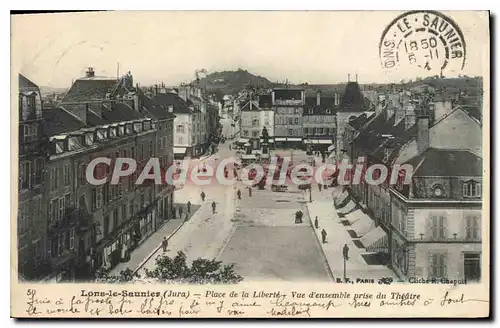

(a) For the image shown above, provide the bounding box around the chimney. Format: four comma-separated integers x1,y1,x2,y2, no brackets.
85,67,95,78
417,114,430,153
154,84,158,96
133,92,140,112
316,90,321,106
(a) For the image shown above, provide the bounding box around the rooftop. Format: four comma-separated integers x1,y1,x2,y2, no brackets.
404,148,482,177
338,82,369,112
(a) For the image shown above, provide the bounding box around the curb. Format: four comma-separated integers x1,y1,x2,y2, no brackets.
303,195,335,282
133,219,187,275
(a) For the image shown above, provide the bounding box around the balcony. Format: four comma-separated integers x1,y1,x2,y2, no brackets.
48,207,93,236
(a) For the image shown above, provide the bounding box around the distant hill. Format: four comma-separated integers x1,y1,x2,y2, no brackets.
196,69,274,98
39,86,68,96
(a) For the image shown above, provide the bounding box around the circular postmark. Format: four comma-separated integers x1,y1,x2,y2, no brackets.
379,11,466,75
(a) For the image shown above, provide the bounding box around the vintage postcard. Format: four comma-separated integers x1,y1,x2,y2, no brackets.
10,11,490,318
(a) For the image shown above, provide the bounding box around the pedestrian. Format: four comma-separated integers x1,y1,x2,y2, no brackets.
172,207,176,219
248,186,252,197
321,229,327,244
314,216,319,229
187,201,191,214
212,201,216,214
237,189,241,200
161,237,168,252
343,244,350,260
318,183,322,191
229,144,232,151
201,191,206,201
179,206,183,218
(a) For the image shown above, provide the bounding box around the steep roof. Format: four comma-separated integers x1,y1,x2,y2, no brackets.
100,103,145,124
258,94,272,108
303,96,338,115
338,82,368,112
404,148,482,177
19,74,39,90
61,78,118,103
347,113,370,129
150,92,192,115
241,100,260,111
42,107,85,136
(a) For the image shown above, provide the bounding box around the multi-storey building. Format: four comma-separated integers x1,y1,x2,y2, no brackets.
18,68,175,281
238,94,275,149
336,80,370,159
302,91,340,153
18,74,46,280
272,88,305,148
343,87,483,282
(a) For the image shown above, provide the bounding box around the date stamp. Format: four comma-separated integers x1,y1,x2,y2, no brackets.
379,11,466,75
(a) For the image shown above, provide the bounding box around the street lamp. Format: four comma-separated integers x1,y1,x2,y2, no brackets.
309,186,312,203
342,244,349,280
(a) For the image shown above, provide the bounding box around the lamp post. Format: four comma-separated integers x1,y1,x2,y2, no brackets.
342,244,349,280
309,186,312,203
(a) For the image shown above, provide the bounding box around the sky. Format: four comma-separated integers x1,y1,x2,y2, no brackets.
11,11,489,88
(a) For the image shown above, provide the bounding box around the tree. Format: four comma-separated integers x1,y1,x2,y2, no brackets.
144,251,243,284
95,268,139,283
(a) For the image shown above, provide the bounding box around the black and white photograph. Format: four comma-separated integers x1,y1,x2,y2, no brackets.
10,10,490,318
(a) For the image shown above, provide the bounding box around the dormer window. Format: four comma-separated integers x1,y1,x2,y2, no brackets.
134,123,143,133
309,109,313,114
108,127,114,138
118,126,125,136
326,109,331,114
126,124,133,134
105,93,111,100
97,130,106,141
463,180,481,198
56,141,65,154
85,133,94,146
68,136,83,151
432,184,445,197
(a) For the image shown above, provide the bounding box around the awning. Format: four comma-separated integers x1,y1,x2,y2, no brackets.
241,155,257,160
287,137,302,142
360,226,388,253
334,190,349,206
275,137,286,141
244,142,251,146
327,144,335,152
337,200,356,214
237,138,249,144
268,139,275,143
350,214,375,237
304,140,319,144
174,147,187,155
343,209,364,225
318,140,333,144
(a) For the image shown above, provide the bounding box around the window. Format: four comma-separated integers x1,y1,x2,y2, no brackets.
309,109,313,114
103,215,110,237
58,233,65,256
288,129,293,136
69,228,75,250
131,146,136,160
463,253,481,281
463,180,481,198
177,137,183,144
54,168,60,189
252,119,259,126
113,208,119,232
58,196,66,221
78,163,87,186
18,209,27,235
252,131,259,137
63,163,71,186
92,187,103,210
465,215,480,240
34,159,43,185
23,124,37,142
326,109,331,114
176,125,185,133
20,161,31,189
429,215,447,239
428,252,447,279
288,118,293,125
294,118,299,125
140,144,145,161
149,141,154,157
122,204,127,221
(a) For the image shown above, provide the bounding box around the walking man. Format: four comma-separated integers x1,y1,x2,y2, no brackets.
187,201,191,214
201,191,206,201
161,237,168,252
321,229,327,244
248,186,252,197
343,244,350,261
237,189,241,200
179,206,183,219
318,183,322,191
212,201,216,214
314,216,319,229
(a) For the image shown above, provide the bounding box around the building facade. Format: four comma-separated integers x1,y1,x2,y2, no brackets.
18,68,176,281
272,88,305,148
302,91,339,153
